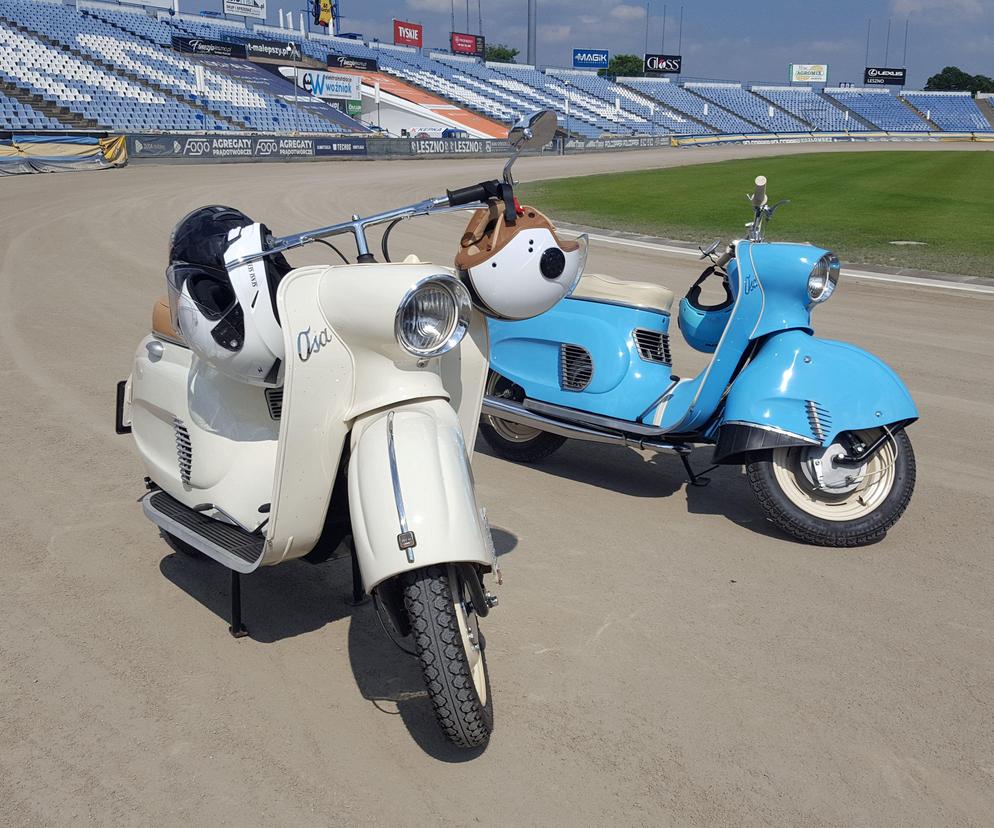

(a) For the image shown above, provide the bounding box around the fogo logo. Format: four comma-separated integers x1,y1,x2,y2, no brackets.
183,138,212,157
256,139,278,156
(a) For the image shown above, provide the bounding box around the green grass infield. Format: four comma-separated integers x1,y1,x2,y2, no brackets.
520,151,994,277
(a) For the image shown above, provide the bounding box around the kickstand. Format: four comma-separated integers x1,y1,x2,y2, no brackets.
347,545,368,606
680,453,713,487
229,570,248,638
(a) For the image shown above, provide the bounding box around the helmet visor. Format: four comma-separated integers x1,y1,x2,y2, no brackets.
166,264,244,351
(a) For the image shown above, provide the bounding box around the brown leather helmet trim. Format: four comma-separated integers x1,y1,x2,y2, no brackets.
454,203,579,271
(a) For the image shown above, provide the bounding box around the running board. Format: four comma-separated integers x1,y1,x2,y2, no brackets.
481,395,692,455
141,491,265,573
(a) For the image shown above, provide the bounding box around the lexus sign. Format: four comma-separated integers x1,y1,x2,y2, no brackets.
864,66,907,86
644,53,682,74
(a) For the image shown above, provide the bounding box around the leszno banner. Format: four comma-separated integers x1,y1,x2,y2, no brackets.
572,49,609,69
171,36,246,59
328,53,378,72
224,0,266,20
245,39,303,62
450,31,485,57
393,19,423,48
864,67,907,86
644,53,682,74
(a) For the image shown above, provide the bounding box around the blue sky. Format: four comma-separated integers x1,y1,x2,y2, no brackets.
188,0,994,88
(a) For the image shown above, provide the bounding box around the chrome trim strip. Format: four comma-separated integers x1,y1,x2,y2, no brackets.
722,420,820,444
483,396,693,454
568,294,672,315
386,412,415,563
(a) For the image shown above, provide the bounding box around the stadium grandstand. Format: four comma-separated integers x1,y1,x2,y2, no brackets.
0,0,992,143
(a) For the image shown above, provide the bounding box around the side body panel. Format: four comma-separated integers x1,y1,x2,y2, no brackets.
720,329,919,445
488,296,672,420
130,335,278,534
437,312,489,454
348,399,492,591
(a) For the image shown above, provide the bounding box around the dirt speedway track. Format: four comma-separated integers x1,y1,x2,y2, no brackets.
2,143,992,826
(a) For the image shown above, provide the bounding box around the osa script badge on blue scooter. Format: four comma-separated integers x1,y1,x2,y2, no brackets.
481,176,917,547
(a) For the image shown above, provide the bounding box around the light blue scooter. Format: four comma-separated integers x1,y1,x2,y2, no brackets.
481,176,917,546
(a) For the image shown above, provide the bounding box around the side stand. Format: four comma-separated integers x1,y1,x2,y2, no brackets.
229,570,248,638
680,454,714,488
348,546,368,606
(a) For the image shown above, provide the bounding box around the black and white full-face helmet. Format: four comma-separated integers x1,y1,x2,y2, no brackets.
166,206,291,386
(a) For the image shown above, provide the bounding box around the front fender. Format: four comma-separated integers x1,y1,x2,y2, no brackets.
717,330,917,460
348,398,492,591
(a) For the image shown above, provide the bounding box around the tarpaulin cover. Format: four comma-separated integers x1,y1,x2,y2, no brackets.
0,134,127,175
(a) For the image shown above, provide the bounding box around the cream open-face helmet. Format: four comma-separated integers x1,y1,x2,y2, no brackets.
454,202,587,320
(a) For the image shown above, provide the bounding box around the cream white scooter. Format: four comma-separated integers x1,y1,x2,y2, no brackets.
115,111,573,749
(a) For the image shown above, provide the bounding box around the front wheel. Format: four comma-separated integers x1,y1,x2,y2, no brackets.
479,371,566,463
746,428,916,547
403,564,493,748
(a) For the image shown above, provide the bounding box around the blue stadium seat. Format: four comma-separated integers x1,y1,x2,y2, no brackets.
900,91,992,132
823,87,929,131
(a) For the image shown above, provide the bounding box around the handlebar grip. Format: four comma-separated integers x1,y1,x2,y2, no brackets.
751,175,768,208
446,184,489,207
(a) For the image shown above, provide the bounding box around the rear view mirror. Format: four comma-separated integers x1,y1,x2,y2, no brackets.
507,109,558,151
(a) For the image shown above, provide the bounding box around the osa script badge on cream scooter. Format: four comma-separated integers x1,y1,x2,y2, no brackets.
115,110,586,748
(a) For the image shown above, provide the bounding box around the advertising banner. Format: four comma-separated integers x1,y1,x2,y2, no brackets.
171,36,246,59
643,53,682,74
245,38,303,62
329,53,378,72
346,100,362,117
393,19,423,48
572,49,609,69
789,63,828,83
864,66,907,85
450,31,485,57
278,67,362,100
224,0,266,20
127,134,367,159
314,0,332,27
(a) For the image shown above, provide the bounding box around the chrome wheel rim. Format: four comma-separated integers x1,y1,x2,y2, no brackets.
772,429,898,522
485,373,542,443
449,565,487,704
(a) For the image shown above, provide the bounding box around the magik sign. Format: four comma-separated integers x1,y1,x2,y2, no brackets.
572,49,609,69
278,67,362,100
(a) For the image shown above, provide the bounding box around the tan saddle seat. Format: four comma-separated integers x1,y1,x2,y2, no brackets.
571,273,674,315
152,295,184,343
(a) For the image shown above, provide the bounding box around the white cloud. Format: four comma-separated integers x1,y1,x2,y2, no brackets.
610,3,646,21
406,0,452,12
891,0,985,16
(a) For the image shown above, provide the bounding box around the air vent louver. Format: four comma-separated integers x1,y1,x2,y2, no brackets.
173,417,192,484
560,343,594,391
633,328,672,364
265,388,283,420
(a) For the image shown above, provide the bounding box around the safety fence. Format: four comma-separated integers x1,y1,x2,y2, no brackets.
2,129,991,174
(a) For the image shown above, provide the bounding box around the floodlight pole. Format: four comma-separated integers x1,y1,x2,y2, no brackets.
527,0,537,66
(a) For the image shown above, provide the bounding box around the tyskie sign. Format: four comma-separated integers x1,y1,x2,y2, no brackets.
393,19,423,48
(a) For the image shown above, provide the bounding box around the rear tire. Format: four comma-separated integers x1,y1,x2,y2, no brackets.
162,531,205,559
480,371,566,463
403,564,493,748
746,428,916,547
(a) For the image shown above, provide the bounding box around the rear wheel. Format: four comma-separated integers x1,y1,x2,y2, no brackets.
403,564,493,748
479,371,566,463
162,531,205,559
746,428,915,547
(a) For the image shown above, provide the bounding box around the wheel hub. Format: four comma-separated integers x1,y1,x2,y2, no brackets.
799,441,867,494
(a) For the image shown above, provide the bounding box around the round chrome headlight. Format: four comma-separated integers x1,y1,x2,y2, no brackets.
395,274,472,358
807,253,841,303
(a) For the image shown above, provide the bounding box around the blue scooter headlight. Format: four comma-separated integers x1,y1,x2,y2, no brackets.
808,253,841,303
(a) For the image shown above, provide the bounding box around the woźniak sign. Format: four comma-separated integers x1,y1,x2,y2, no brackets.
278,67,362,100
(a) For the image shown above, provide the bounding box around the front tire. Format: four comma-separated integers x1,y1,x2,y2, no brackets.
746,428,916,547
479,371,566,463
403,564,493,748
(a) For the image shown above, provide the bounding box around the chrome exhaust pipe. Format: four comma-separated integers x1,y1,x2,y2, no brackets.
481,396,692,455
